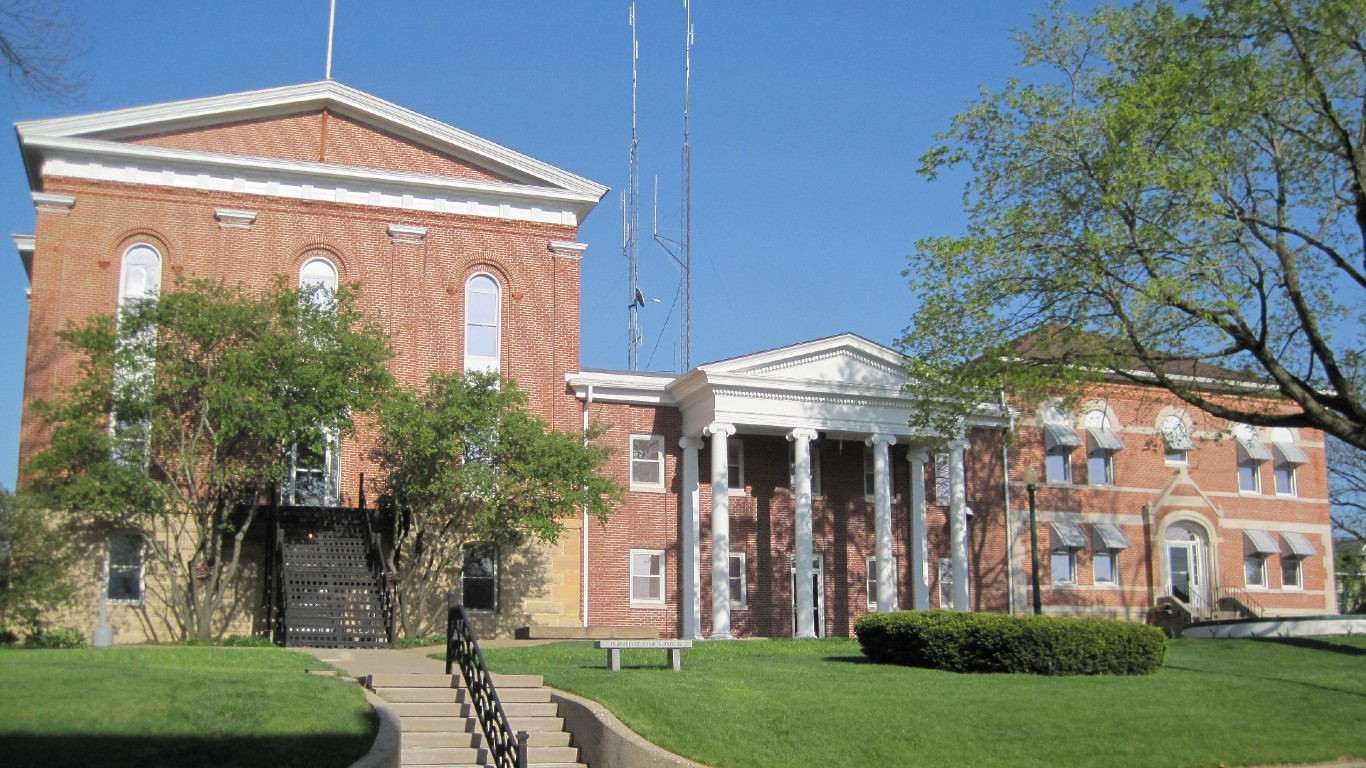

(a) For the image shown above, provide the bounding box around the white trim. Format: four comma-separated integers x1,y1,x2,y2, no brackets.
729,552,748,609
548,240,589,259
628,434,666,492
728,439,746,496
386,223,428,243
213,208,257,229
38,153,587,226
104,533,145,606
32,191,75,212
464,272,501,375
629,549,666,608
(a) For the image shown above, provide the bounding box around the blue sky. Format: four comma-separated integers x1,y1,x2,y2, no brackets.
0,0,1098,489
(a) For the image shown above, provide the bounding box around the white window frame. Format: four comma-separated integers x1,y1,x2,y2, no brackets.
728,439,745,496
1051,546,1078,585
864,444,876,499
933,455,950,504
1245,554,1268,588
866,555,898,610
630,549,666,608
1161,414,1192,464
1274,460,1297,497
105,533,145,605
1045,447,1073,484
729,552,747,609
461,543,499,613
1094,549,1118,585
464,272,501,374
299,254,338,309
1281,555,1303,590
629,434,666,492
288,425,341,506
1238,454,1263,494
113,244,163,468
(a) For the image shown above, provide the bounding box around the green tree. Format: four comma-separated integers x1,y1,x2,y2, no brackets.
1330,436,1366,540
25,278,393,640
904,0,1365,448
0,485,76,637
371,371,620,638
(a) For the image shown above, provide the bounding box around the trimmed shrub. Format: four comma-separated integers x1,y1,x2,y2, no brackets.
23,626,87,649
854,610,1166,675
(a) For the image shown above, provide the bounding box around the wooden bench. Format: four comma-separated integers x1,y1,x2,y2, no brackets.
595,639,693,671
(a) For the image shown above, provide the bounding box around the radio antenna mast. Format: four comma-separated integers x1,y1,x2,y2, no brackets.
325,0,337,80
679,0,693,371
625,4,642,370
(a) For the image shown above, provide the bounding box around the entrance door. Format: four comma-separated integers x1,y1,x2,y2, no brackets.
791,554,824,638
1165,522,1207,608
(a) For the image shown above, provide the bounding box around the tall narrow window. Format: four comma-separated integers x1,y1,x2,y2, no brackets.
864,444,876,497
1244,530,1278,588
933,455,950,503
1041,406,1081,484
464,273,501,374
866,555,898,610
788,441,822,496
728,439,745,495
1162,414,1194,464
299,255,338,308
1269,428,1305,497
106,533,145,604
729,552,747,609
462,543,498,612
1280,532,1316,590
112,244,163,466
1233,424,1270,493
1084,410,1123,486
629,435,665,491
1049,522,1086,585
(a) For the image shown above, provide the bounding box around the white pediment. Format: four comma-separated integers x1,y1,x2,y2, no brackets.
702,334,911,389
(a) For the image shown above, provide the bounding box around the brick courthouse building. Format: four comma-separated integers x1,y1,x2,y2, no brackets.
13,82,1337,642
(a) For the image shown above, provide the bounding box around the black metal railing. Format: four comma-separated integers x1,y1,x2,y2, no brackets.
360,489,396,645
267,494,286,644
446,601,528,768
1215,586,1265,618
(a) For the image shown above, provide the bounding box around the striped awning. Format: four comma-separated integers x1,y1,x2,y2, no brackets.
1235,435,1272,463
1049,521,1089,549
1087,427,1125,452
1092,523,1131,550
1274,441,1309,465
1244,529,1279,555
1281,531,1317,557
1043,423,1083,451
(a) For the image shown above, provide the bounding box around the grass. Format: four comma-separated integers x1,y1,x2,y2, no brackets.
0,646,376,768
481,635,1366,768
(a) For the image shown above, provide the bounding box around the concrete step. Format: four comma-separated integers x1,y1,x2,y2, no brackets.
489,673,544,688
398,743,483,759
374,687,459,703
526,745,581,764
457,686,550,703
404,732,479,749
388,702,557,719
370,673,459,689
403,717,480,733
469,728,572,749
401,746,482,765
506,715,564,733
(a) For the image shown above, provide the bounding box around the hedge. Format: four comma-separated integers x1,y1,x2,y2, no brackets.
854,610,1167,675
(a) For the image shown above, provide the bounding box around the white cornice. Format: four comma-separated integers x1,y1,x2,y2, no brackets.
213,208,257,229
386,223,428,243
548,240,589,259
32,191,75,212
567,371,678,406
13,233,35,282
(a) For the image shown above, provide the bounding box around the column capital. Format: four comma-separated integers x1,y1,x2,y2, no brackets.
908,450,930,463
948,438,970,452
786,427,819,442
704,422,736,438
865,433,898,448
679,435,704,450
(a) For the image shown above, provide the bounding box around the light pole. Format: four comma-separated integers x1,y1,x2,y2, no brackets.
1022,465,1043,616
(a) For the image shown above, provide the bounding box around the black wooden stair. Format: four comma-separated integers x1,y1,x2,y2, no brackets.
279,507,393,648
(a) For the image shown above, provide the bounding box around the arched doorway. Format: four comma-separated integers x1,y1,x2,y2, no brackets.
1164,521,1210,609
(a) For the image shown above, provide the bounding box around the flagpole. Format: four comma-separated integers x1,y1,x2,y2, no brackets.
325,0,337,80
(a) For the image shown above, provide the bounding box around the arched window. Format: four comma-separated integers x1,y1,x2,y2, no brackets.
464,273,501,374
1083,410,1124,486
120,243,162,307
112,244,163,467
299,256,338,308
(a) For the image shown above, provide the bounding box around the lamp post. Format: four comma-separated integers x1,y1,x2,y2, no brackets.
1022,465,1043,616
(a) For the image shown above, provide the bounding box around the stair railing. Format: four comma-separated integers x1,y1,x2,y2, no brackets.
268,495,286,644
359,481,396,646
445,600,528,768
1215,586,1265,618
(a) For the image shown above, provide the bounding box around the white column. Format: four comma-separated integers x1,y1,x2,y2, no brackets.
679,436,703,640
787,428,818,638
949,439,970,611
908,450,930,609
867,435,898,612
705,422,736,639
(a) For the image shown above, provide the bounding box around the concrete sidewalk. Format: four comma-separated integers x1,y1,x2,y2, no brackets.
305,640,561,679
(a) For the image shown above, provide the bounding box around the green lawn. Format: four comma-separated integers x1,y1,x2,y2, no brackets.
0,646,376,768
481,636,1366,768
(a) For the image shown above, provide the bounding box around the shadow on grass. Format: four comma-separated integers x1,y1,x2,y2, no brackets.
1249,637,1366,656
0,733,374,768
821,655,876,664
1163,663,1366,699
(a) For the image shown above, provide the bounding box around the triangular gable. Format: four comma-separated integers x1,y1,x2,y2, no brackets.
16,80,607,222
700,333,911,389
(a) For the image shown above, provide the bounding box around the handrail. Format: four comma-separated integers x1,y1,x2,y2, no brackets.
446,601,528,768
270,503,286,644
1215,586,1265,618
360,507,396,646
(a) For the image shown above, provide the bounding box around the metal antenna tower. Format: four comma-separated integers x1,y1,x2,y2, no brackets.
679,0,693,371
625,3,642,370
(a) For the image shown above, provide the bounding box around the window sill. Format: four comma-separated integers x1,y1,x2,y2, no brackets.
629,602,666,610
629,484,667,494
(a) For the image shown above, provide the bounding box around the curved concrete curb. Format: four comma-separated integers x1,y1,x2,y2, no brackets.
348,688,401,768
549,688,711,768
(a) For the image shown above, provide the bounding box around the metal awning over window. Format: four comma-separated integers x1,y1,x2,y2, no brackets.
1086,427,1125,452
1273,442,1308,465
1236,435,1272,463
1244,529,1280,555
1163,423,1195,452
1043,423,1083,451
1092,523,1131,550
1049,521,1088,549
1281,531,1317,557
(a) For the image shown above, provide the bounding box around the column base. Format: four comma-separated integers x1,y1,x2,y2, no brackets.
709,632,733,640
